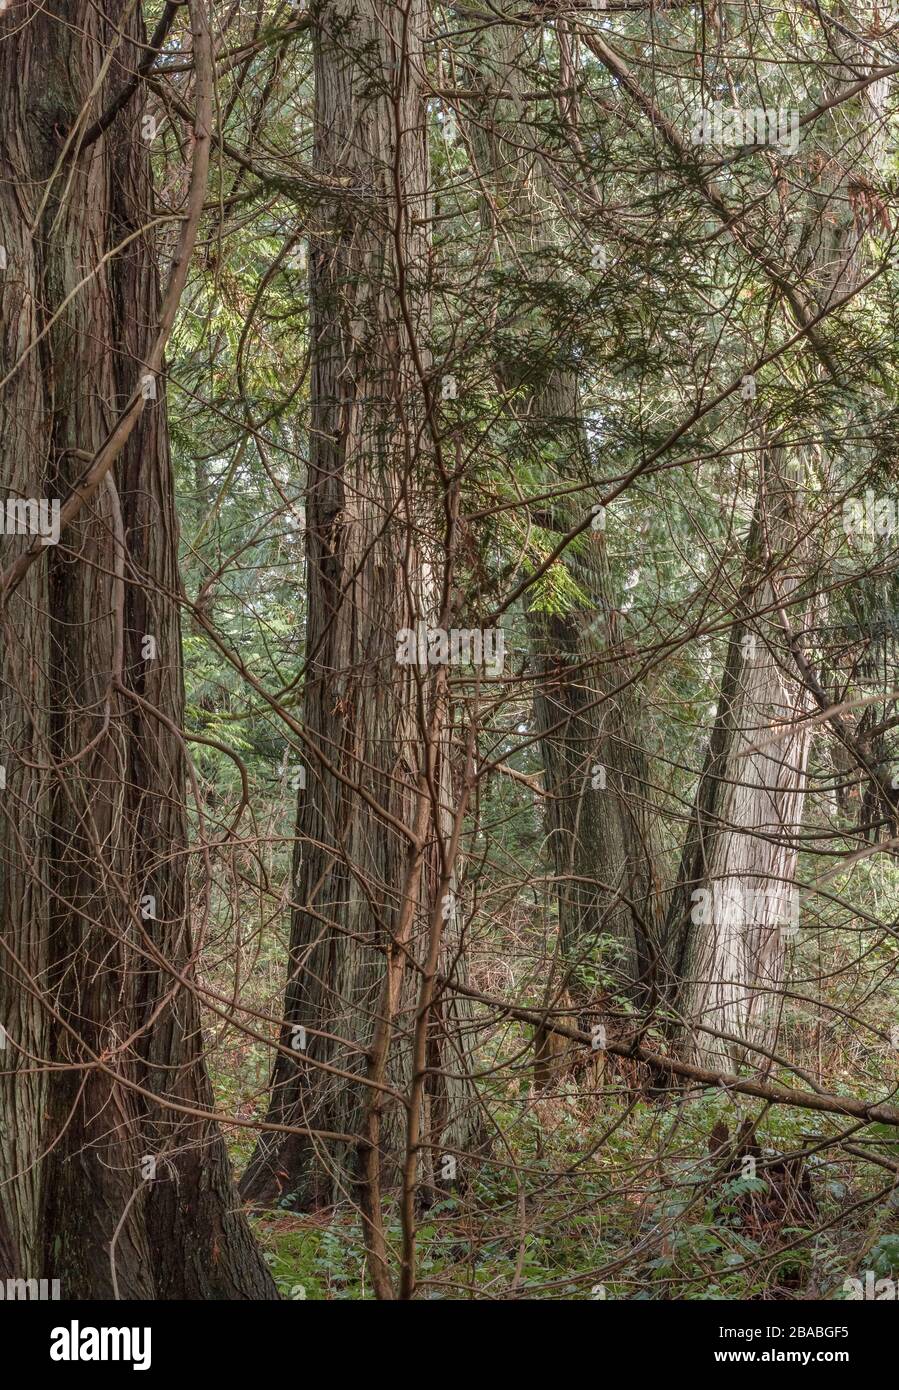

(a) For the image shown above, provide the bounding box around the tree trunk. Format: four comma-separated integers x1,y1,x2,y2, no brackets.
668,472,816,1069
456,5,665,1043
0,0,276,1299
669,43,891,1071
240,0,485,1212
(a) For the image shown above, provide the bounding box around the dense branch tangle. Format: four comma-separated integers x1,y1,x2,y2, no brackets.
1,0,898,1302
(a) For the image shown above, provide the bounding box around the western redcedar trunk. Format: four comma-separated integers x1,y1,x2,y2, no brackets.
240,0,485,1211
668,56,889,1069
458,6,665,1045
0,0,276,1298
668,479,816,1069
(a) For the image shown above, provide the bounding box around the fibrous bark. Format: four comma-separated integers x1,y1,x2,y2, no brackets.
0,0,276,1299
241,0,485,1213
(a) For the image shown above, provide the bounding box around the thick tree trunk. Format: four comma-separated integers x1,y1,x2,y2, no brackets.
0,0,276,1298
241,0,484,1212
456,6,665,1039
669,44,890,1072
668,475,816,1069
524,391,664,1007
